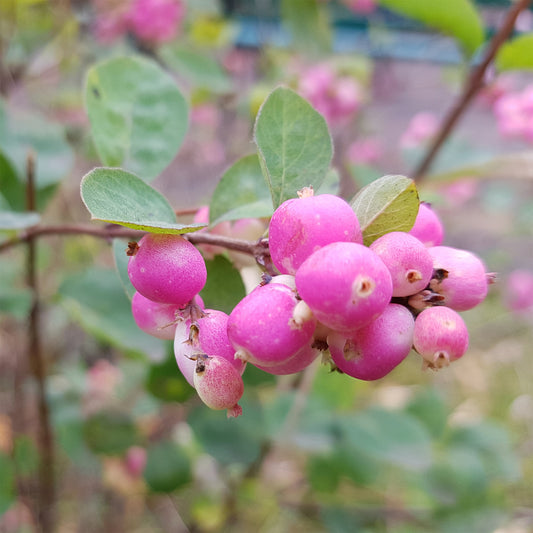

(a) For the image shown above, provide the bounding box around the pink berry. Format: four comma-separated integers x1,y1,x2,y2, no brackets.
227,283,316,367
370,232,434,297
408,203,444,247
126,0,185,44
128,233,207,305
504,269,533,313
268,189,362,275
428,246,488,311
295,242,393,334
132,291,194,340
193,355,244,418
413,306,469,369
328,303,415,380
174,309,245,387
254,343,320,375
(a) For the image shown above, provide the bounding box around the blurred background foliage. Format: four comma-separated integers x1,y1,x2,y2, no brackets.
1,0,533,531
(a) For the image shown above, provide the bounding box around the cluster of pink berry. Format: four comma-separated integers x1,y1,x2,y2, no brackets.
493,84,533,143
298,64,362,125
126,190,491,418
93,0,185,45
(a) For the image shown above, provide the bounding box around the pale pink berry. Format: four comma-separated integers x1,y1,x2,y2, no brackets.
227,283,316,367
346,138,382,165
193,355,244,418
328,303,414,380
295,242,393,334
132,291,188,340
269,189,362,275
174,309,245,387
193,206,232,259
370,232,434,297
429,246,488,311
504,269,533,314
400,112,439,148
413,306,469,369
408,203,444,247
128,233,207,305
254,343,320,375
124,446,147,478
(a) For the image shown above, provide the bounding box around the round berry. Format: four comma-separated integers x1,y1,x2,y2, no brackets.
370,232,434,297
128,233,207,305
428,246,488,311
328,303,414,380
295,242,393,334
268,189,362,275
408,203,444,247
413,306,469,369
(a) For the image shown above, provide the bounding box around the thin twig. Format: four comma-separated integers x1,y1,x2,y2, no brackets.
412,0,533,181
0,223,270,258
25,153,55,533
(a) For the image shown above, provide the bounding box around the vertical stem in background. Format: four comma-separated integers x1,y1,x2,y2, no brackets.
412,0,533,182
25,153,55,533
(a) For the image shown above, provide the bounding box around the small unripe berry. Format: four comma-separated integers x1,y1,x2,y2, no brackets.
428,246,488,311
370,232,434,297
128,233,207,305
269,189,363,275
193,355,244,418
328,303,415,380
413,306,469,369
295,242,393,334
408,203,444,247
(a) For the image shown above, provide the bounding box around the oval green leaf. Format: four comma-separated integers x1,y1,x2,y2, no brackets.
350,174,419,246
81,167,205,233
254,87,333,209
0,210,40,231
379,0,484,58
209,154,273,225
496,33,533,72
144,441,191,493
85,55,188,181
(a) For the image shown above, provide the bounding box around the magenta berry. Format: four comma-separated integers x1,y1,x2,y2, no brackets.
227,283,316,367
413,306,469,369
370,232,434,297
504,269,533,313
131,291,184,340
408,203,444,247
174,309,245,387
429,246,488,311
193,355,244,418
254,343,320,375
127,233,207,305
268,189,363,275
295,242,393,334
328,303,414,380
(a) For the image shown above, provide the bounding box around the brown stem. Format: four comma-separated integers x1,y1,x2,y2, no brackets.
25,153,55,533
0,223,270,258
412,0,532,181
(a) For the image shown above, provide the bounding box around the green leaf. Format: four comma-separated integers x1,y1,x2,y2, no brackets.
281,0,332,56
496,33,533,72
254,87,333,209
0,102,73,210
146,353,196,403
209,154,273,225
159,44,232,93
0,210,40,230
113,238,136,300
406,387,448,439
83,411,139,455
200,255,246,314
58,267,165,359
81,167,205,233
350,174,419,246
339,407,432,470
144,440,192,493
85,55,188,181
0,452,15,515
379,0,484,57
307,455,342,493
